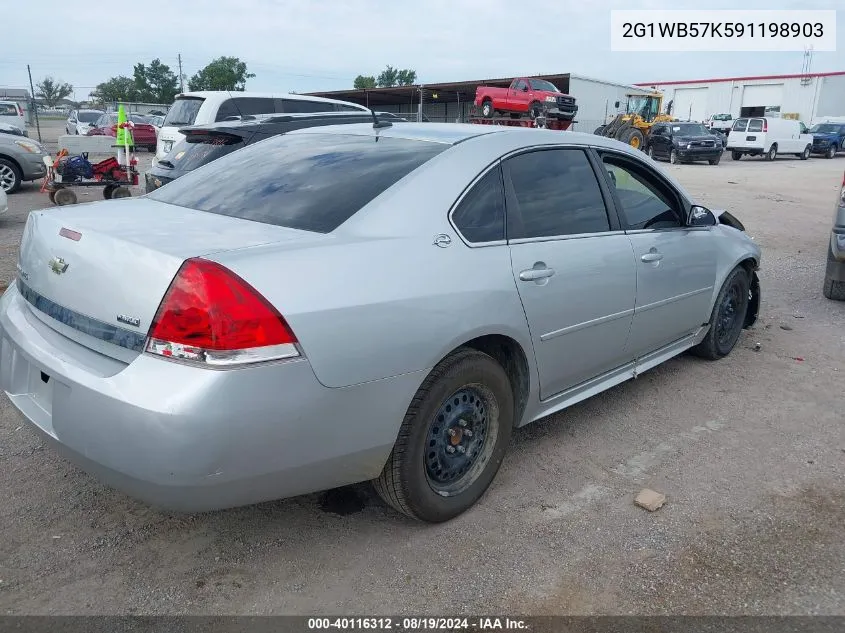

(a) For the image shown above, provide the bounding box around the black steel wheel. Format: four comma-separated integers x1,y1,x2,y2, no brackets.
111,186,131,199
692,267,750,360
374,348,513,522
103,184,117,200
731,151,742,161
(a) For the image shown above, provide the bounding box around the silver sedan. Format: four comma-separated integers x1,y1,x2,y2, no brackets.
0,122,761,522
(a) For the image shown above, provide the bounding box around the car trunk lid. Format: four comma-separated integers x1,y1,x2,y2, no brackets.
16,198,323,362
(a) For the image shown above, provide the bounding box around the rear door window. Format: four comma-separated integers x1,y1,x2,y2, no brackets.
214,98,275,121
748,119,764,132
0,103,18,116
277,99,337,114
732,118,748,132
148,133,448,233
163,98,205,127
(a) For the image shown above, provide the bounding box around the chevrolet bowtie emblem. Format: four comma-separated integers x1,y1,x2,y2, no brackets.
49,256,69,275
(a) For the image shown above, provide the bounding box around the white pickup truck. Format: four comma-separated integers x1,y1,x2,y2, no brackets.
707,113,734,134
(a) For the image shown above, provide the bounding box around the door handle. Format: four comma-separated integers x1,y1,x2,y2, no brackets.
519,267,555,281
641,252,664,263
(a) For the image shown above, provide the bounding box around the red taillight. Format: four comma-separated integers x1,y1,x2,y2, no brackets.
17,105,23,117
146,258,299,366
762,120,767,132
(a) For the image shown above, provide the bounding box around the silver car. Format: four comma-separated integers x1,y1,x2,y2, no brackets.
0,123,761,522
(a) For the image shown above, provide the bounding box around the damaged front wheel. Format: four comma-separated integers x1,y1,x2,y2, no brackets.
692,266,750,360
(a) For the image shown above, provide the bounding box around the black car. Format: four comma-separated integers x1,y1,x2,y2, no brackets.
645,122,724,165
145,111,396,193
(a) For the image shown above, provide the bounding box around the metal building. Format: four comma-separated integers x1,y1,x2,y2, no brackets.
634,71,845,124
305,73,653,133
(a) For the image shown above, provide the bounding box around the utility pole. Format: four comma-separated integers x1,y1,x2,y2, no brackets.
178,53,185,92
26,64,42,143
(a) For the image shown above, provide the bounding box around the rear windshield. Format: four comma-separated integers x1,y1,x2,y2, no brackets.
148,133,448,233
748,119,764,132
673,123,709,136
77,111,101,122
0,104,18,116
161,134,247,171
163,98,204,127
732,118,748,131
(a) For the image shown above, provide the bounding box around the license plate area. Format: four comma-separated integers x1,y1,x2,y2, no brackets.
162,141,173,153
746,135,757,141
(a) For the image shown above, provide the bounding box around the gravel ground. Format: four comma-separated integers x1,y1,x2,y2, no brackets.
0,123,843,616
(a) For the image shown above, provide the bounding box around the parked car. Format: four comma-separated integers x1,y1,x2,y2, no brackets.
145,111,389,193
154,91,370,163
0,187,7,216
726,117,813,161
474,77,578,121
87,113,158,152
0,101,26,132
646,121,724,165
0,124,761,522
0,122,27,137
65,109,105,135
823,170,845,301
706,113,734,135
0,132,50,193
809,122,845,159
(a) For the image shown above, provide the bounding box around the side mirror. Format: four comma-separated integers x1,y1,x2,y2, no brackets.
522,86,529,92
687,205,717,227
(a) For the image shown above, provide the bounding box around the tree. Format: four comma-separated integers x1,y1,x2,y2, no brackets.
36,76,73,106
376,65,399,88
354,75,377,90
133,58,179,104
90,76,137,104
188,56,255,92
396,69,417,86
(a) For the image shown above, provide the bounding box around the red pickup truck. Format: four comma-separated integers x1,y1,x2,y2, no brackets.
474,77,578,121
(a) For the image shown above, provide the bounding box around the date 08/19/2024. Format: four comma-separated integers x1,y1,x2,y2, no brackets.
621,21,824,39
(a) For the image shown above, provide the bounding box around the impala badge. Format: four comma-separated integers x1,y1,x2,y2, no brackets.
49,256,69,275
116,314,141,327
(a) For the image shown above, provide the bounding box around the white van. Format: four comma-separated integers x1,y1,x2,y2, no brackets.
727,117,814,161
155,91,369,162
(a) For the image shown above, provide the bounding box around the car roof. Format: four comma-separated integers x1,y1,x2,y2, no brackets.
171,91,368,110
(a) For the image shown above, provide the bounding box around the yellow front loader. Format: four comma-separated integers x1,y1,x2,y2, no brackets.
594,92,675,150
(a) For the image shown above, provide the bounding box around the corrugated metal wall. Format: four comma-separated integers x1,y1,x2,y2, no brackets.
816,75,845,118
567,77,644,133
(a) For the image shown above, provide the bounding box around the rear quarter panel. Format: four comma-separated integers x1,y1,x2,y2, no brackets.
209,134,537,390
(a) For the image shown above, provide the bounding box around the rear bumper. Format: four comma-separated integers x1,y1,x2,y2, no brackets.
0,284,421,511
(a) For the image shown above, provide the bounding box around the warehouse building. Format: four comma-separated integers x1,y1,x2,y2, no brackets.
305,73,650,133
634,71,845,124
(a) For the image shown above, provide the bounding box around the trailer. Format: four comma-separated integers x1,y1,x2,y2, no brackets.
467,115,574,131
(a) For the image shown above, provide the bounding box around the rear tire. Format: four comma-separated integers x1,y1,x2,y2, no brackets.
731,151,742,161
765,144,777,161
111,186,131,199
481,99,494,119
823,276,845,301
622,128,645,150
594,125,606,135
691,267,750,360
103,184,117,199
373,348,514,523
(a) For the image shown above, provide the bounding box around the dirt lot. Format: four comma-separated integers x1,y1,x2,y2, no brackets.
0,122,843,616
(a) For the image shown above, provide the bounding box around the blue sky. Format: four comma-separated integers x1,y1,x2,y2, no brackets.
1,0,842,100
